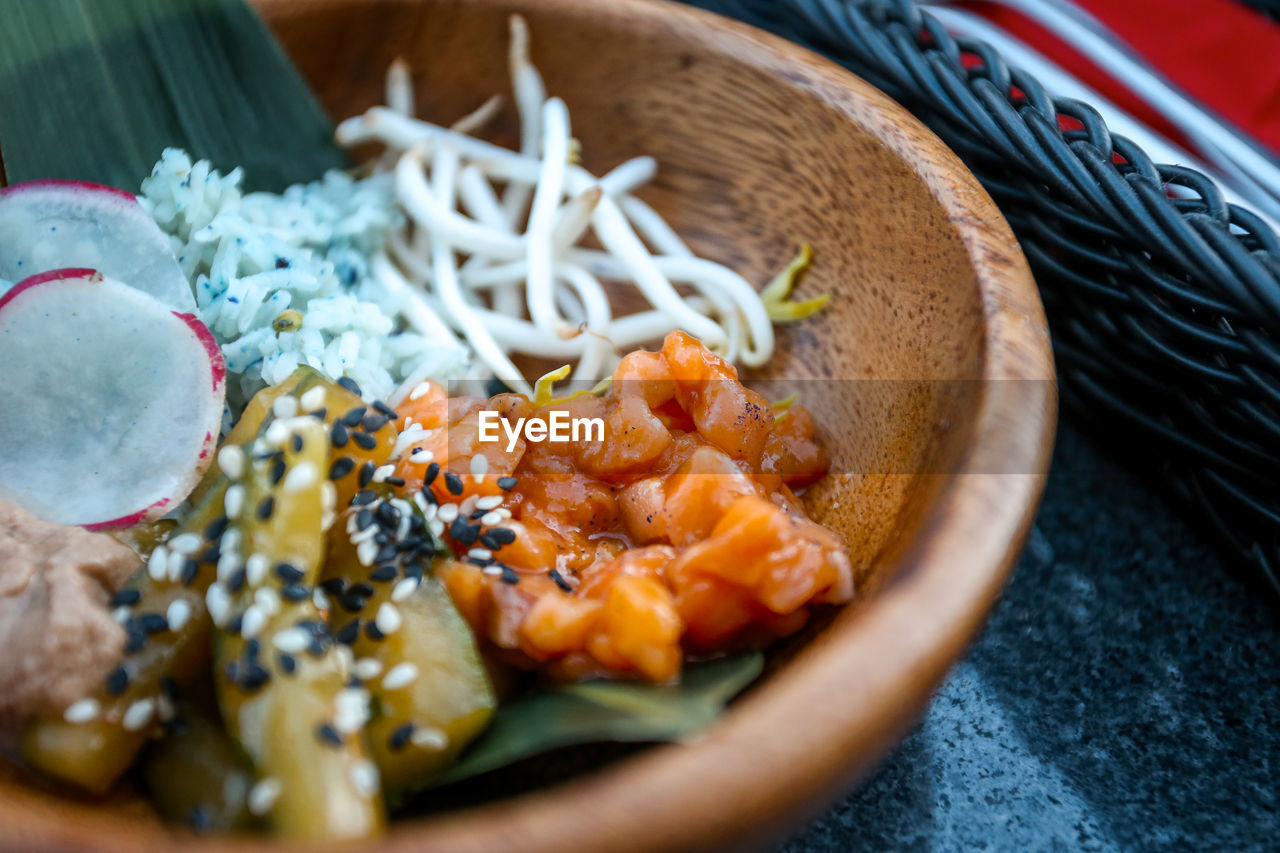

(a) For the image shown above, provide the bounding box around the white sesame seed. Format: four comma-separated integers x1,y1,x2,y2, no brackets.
475,495,503,511
206,584,232,627
264,421,289,447
112,606,132,623
217,445,246,480
437,503,459,523
350,761,379,796
245,553,270,587
283,461,319,494
166,548,187,583
410,446,433,461
459,494,479,516
147,546,169,582
300,386,326,412
247,778,282,816
334,688,370,733
345,514,360,535
350,524,378,546
313,588,329,612
496,508,513,520
272,627,311,654
422,502,439,521
321,510,336,532
428,518,445,538
391,577,420,603
353,658,383,681
156,693,176,723
356,539,378,567
408,381,433,401
410,726,449,750
375,603,402,636
217,552,240,583
381,662,419,691
166,599,192,632
224,484,245,519
122,698,155,731
169,533,202,555
255,587,281,617
220,527,242,557
63,698,100,724
481,511,503,527
372,464,396,483
482,565,504,576
467,548,493,561
272,395,299,419
322,481,337,512
470,453,489,480
241,606,266,639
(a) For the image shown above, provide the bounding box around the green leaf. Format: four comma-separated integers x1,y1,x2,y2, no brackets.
0,0,347,193
428,653,764,787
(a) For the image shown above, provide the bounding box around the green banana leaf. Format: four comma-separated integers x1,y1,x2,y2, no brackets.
0,0,347,193
429,652,764,788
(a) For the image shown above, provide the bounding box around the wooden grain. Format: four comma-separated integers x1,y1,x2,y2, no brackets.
0,0,1056,849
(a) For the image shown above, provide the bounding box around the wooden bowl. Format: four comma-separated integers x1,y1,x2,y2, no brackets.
0,0,1055,849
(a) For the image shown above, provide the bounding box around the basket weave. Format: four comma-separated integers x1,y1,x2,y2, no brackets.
687,0,1280,597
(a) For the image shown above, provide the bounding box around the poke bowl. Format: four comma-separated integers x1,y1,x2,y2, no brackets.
0,0,1055,850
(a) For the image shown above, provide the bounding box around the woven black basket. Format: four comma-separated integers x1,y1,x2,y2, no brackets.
682,0,1280,598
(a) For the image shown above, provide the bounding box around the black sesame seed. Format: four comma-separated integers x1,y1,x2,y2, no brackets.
376,502,400,527
444,472,464,495
290,433,304,453
358,461,376,488
320,577,347,595
225,613,244,635
408,514,426,533
270,457,286,485
226,567,247,593
424,462,440,486
373,544,397,564
469,509,487,520
490,527,518,545
125,629,147,654
347,582,375,599
351,490,377,507
361,413,389,432
404,562,425,582
419,487,437,506
479,531,500,550
500,565,520,585
137,613,169,634
341,406,367,427
257,495,275,521
352,431,378,451
298,619,328,636
451,517,479,546
338,594,366,614
389,723,415,752
369,565,397,582
373,400,398,418
356,508,375,530
330,422,350,448
549,568,573,592
105,666,129,695
316,722,344,748
497,476,518,490
181,559,201,586
346,674,363,688
308,638,329,658
337,377,363,397
385,476,406,487
467,555,493,568
328,457,355,482
335,619,361,645
160,677,179,701
204,515,229,541
277,653,297,674
188,805,212,833
163,716,189,735
310,407,328,421
244,638,262,661
110,589,141,607
224,661,240,683
365,621,386,641
275,562,305,583
282,583,310,601
197,544,221,564
240,662,270,691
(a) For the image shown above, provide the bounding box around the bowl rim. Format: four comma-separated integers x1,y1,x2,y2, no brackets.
0,0,1056,850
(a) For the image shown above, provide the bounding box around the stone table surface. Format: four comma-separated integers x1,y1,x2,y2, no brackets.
780,424,1279,851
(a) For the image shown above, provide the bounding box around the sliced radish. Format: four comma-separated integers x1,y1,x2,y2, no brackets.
0,180,195,311
0,269,225,528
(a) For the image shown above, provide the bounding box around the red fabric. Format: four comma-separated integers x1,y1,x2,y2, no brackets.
960,0,1280,157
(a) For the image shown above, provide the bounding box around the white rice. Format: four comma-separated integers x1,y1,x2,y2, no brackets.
139,148,472,409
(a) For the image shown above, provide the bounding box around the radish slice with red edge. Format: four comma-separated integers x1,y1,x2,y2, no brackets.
0,269,225,529
0,180,195,311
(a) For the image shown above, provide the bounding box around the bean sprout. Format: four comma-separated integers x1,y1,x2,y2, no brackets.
335,15,820,382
